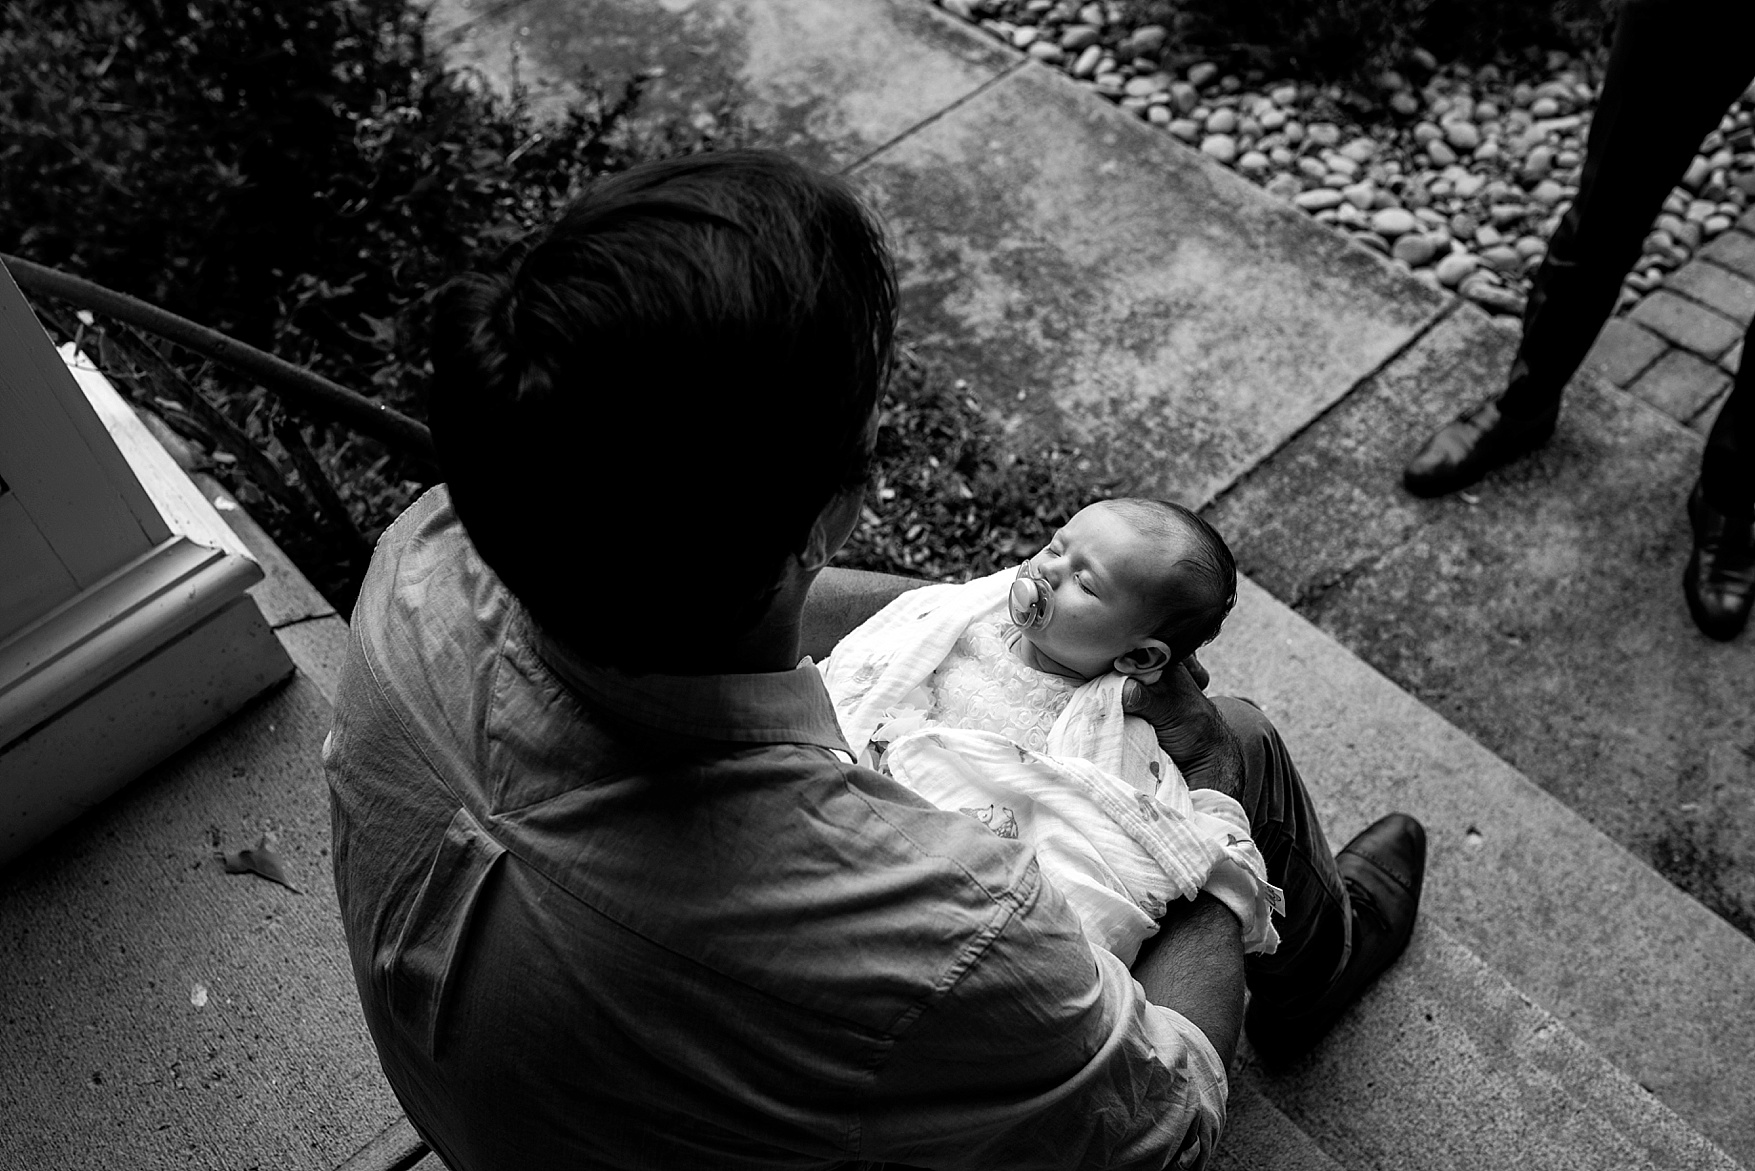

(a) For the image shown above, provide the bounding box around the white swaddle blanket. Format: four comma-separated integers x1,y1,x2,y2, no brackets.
818,568,1282,964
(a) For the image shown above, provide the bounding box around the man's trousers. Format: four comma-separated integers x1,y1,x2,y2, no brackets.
1499,0,1755,518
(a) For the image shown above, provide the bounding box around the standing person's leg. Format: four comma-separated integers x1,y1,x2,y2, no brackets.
1206,697,1426,1064
1502,0,1755,416
1686,332,1755,637
1405,0,1755,496
1702,356,1755,519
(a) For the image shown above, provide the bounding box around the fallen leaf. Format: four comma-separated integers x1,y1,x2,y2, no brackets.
216,835,301,893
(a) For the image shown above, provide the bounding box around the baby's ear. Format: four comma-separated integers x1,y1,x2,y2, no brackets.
1112,639,1171,685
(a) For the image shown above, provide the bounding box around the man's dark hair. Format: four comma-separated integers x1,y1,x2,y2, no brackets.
1103,498,1238,663
428,150,897,672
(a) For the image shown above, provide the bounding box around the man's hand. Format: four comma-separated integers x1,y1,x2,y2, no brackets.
1121,655,1245,801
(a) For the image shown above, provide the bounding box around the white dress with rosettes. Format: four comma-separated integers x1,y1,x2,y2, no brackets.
928,615,1076,753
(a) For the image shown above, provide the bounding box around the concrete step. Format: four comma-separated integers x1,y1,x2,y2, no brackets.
1237,920,1738,1171
0,662,392,1169
1207,576,1755,1167
1214,1079,1346,1171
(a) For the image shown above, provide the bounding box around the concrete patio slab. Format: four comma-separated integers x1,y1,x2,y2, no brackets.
1205,304,1512,611
1244,920,1738,1171
424,0,1019,171
851,61,1449,508
0,674,391,1170
1204,304,1755,909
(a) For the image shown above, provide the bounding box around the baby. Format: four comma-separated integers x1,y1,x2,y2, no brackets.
820,498,1281,964
945,497,1235,747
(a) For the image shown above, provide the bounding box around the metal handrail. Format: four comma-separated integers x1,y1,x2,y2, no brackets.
2,253,436,466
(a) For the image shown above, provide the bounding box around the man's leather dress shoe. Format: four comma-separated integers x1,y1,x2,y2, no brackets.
1403,397,1560,498
1685,482,1755,641
1245,813,1427,1066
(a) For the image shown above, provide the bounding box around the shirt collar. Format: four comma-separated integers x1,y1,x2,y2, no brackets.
530,620,852,754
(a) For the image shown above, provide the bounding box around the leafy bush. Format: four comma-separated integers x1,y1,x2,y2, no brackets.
839,348,1112,582
1,0,731,606
1164,0,1616,83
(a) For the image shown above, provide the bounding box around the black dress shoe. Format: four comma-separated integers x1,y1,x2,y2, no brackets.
1684,482,1755,641
1246,813,1427,1066
1403,396,1560,498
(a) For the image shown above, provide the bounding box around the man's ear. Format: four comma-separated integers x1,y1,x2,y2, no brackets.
799,484,862,573
1112,638,1171,684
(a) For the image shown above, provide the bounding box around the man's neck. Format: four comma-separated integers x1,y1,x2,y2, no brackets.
679,566,815,675
691,623,804,675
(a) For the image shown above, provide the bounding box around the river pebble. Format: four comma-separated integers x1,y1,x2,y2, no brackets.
1394,234,1442,265
1435,251,1479,288
1444,120,1481,151
1201,134,1238,163
1372,207,1419,237
941,0,1755,317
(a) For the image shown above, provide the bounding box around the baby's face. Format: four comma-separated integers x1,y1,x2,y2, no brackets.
1014,503,1173,679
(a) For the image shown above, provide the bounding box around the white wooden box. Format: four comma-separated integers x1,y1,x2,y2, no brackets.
0,261,294,866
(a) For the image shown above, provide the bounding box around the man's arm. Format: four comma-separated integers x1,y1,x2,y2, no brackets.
1121,656,1245,800
799,566,929,661
1132,892,1245,1070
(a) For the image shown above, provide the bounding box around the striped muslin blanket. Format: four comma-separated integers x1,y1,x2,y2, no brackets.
817,568,1282,964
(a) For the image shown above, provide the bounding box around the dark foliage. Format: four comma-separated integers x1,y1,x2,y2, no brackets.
838,348,1113,582
1157,0,1616,84
2,0,732,607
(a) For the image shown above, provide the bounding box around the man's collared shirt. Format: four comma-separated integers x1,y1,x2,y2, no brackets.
325,487,1226,1170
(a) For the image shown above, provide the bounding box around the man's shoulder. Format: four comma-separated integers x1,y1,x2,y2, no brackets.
334,486,520,771
362,485,474,600
354,487,509,657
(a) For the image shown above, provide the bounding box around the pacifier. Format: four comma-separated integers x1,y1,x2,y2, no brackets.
1008,562,1054,630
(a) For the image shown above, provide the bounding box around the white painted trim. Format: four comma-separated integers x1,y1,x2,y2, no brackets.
0,594,292,866
0,535,262,751
60,343,253,563
0,261,165,593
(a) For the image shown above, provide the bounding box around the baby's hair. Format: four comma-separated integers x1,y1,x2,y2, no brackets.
1100,497,1238,662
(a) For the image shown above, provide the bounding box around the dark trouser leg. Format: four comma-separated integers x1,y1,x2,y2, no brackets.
1704,337,1755,518
1208,696,1351,1017
1501,0,1755,418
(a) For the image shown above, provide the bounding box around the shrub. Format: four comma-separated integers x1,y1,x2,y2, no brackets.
1167,0,1617,83
1,0,732,606
839,347,1113,582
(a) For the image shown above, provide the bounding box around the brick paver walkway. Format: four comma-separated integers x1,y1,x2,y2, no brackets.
1588,208,1755,432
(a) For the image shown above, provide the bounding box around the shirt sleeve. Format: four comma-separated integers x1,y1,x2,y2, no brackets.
859,862,1229,1171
